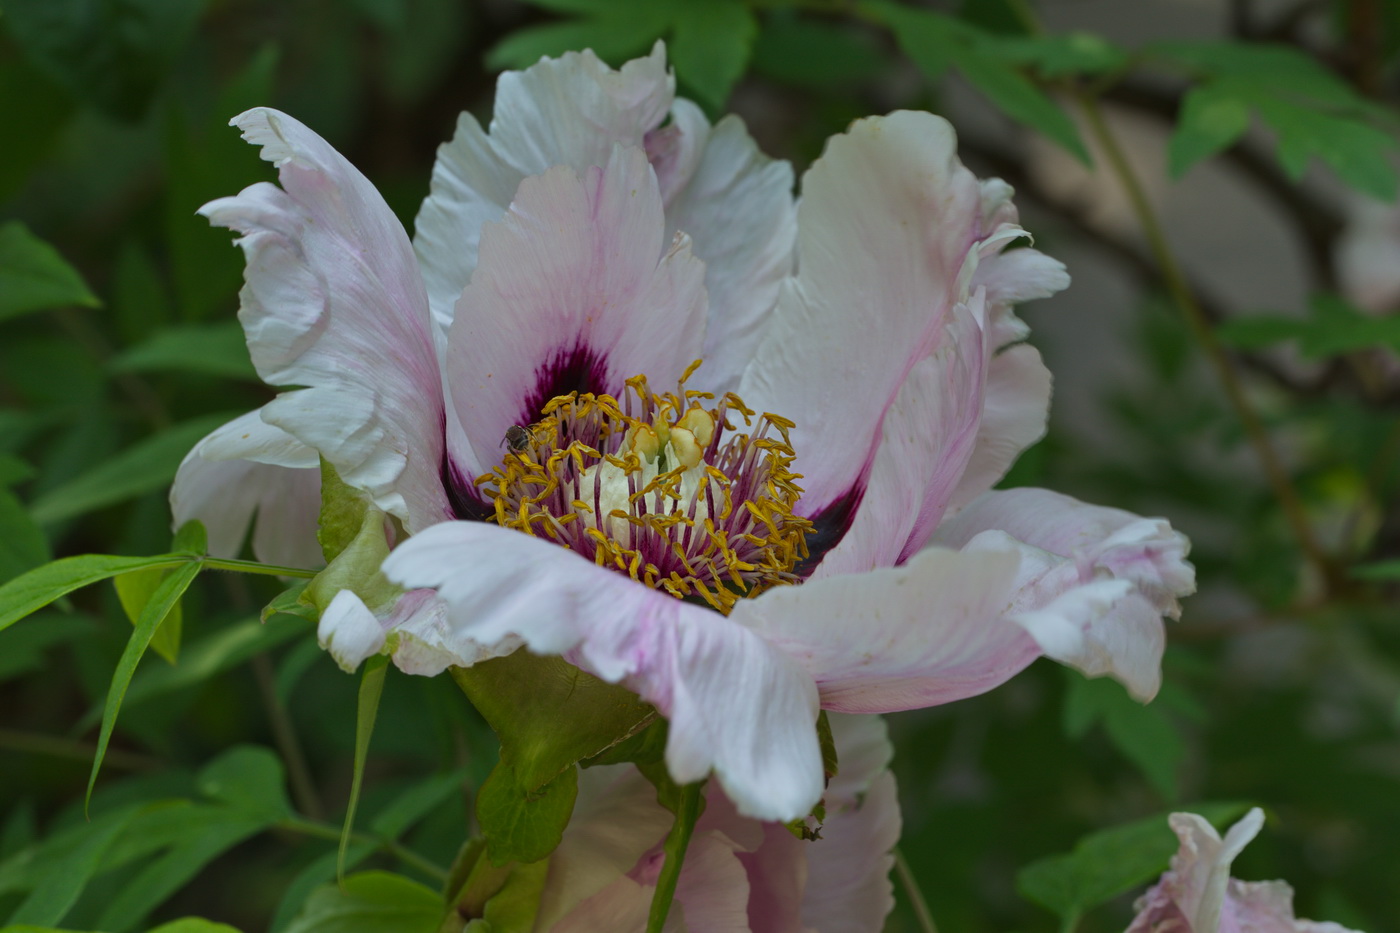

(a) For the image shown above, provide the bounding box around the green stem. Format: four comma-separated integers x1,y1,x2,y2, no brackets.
278,816,449,882
251,652,324,820
1074,93,1335,591
893,847,939,933
646,782,704,933
202,556,319,578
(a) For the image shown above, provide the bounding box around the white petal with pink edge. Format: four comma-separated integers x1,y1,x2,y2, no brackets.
413,45,674,327
201,108,449,532
170,408,321,569
931,487,1196,700
737,110,987,516
317,588,518,676
647,98,797,393
381,521,823,821
446,144,709,480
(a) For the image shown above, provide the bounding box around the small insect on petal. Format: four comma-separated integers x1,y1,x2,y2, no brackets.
502,424,532,452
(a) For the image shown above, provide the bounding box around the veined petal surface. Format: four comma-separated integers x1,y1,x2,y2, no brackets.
446,145,708,479
169,408,321,569
382,521,823,821
201,108,448,531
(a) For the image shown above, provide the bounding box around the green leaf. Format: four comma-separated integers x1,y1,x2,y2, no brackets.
0,488,51,585
29,414,237,525
263,581,318,624
305,507,401,625
751,15,886,88
1063,674,1184,798
370,770,470,839
341,655,389,880
0,222,100,322
1214,315,1311,350
1252,93,1398,200
0,0,208,120
87,559,204,809
986,31,1130,79
875,3,1089,161
475,762,579,866
1352,558,1400,581
1016,802,1253,922
109,322,257,381
114,567,184,665
1168,84,1251,177
197,745,294,823
1215,296,1400,358
0,614,93,685
0,552,186,634
669,0,757,110
282,871,442,933
5,803,145,926
0,57,75,201
147,920,245,933
1150,40,1369,111
486,14,666,71
451,649,654,793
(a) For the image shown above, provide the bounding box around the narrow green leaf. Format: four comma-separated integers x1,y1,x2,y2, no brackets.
369,769,469,839
1016,802,1253,920
475,762,579,866
114,567,183,664
109,322,257,380
0,488,51,585
6,804,144,926
282,871,442,933
451,649,654,793
270,843,376,933
29,414,237,525
263,581,318,624
86,560,204,810
147,920,245,933
341,655,389,880
669,0,757,110
1168,84,1251,177
645,781,704,933
0,221,99,322
0,552,186,633
751,16,886,88
953,49,1090,162
0,614,93,685
1352,559,1400,581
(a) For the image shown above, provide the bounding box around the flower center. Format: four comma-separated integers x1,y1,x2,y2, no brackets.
476,361,811,614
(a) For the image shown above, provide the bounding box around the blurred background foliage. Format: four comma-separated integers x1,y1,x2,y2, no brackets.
2,0,1400,931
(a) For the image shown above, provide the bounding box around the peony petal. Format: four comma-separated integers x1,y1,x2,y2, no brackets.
801,770,900,933
201,108,449,532
824,713,894,807
733,544,1044,714
537,765,675,931
672,832,754,932
316,587,515,676
413,45,674,327
445,145,708,478
647,99,797,393
813,296,991,577
169,408,321,569
931,487,1196,700
737,111,986,516
382,522,823,820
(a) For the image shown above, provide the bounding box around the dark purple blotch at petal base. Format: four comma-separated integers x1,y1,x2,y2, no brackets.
792,483,864,579
522,344,610,426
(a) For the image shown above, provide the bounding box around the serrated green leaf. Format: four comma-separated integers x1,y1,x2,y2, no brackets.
669,0,756,110
1168,84,1251,177
0,0,209,119
29,414,237,525
341,655,388,879
109,322,257,380
114,567,183,665
1214,315,1311,350
0,222,99,322
1150,40,1366,111
87,560,203,810
0,552,186,634
1252,93,1398,199
1016,802,1253,921
476,762,579,866
451,649,654,793
282,871,442,933
984,31,1130,78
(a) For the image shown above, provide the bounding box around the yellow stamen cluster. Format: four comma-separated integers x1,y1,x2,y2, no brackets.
475,364,811,614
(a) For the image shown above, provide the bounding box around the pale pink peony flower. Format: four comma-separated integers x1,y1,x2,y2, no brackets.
535,713,899,933
1127,808,1362,933
173,45,1195,820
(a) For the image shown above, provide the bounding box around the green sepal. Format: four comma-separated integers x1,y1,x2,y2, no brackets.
441,837,549,933
317,458,371,563
261,580,317,623
816,710,839,786
475,762,578,867
450,650,654,793
303,506,401,618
